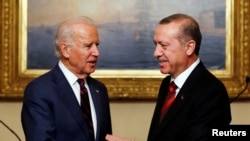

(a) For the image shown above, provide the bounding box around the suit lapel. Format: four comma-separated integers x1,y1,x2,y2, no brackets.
52,65,90,137
158,90,186,129
157,62,205,133
87,77,102,140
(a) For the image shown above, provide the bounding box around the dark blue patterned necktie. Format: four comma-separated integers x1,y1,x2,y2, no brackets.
77,79,95,141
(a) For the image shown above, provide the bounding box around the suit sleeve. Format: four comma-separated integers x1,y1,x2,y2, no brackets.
180,80,231,141
21,81,56,141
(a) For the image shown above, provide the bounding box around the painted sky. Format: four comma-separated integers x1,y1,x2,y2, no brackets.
28,0,225,26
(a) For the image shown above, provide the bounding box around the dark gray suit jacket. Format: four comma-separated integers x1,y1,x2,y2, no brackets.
21,64,112,141
148,62,231,141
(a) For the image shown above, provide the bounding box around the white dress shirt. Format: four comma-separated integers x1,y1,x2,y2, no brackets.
58,61,97,138
172,58,200,96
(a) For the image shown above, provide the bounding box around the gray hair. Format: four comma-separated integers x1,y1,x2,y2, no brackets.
54,16,94,58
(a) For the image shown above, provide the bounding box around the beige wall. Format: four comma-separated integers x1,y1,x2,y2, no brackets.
0,101,250,141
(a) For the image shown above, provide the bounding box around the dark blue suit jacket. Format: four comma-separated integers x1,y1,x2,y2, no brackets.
21,64,112,141
147,62,231,141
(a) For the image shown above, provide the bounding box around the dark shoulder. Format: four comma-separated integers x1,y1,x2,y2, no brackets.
25,68,58,89
86,76,107,88
161,75,171,84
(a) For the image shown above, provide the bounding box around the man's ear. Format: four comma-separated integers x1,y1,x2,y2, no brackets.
185,40,196,56
60,42,70,58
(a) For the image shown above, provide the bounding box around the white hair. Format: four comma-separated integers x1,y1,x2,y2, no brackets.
54,16,95,58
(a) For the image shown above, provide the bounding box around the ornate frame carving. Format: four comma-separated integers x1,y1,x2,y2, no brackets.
0,0,249,101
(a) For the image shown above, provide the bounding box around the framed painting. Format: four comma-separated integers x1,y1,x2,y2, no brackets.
0,0,249,101
26,0,225,71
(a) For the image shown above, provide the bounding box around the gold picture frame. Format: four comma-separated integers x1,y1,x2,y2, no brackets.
0,0,249,101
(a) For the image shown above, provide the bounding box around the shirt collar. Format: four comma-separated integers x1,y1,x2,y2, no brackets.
58,61,78,85
172,58,200,88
